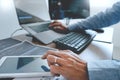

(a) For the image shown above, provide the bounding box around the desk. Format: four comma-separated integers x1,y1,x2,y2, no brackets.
93,27,113,43
12,34,113,80
13,30,113,62
8,28,113,80
80,41,113,62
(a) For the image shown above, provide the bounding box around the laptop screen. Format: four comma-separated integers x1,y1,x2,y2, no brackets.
14,0,50,24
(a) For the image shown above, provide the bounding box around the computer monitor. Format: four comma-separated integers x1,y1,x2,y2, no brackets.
14,0,90,23
49,0,90,20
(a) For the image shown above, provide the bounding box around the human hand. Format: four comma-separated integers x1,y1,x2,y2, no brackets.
49,21,70,34
42,50,89,80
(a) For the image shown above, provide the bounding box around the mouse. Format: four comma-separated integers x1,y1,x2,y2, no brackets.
92,29,104,33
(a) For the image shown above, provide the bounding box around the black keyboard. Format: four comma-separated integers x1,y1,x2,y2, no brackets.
53,30,96,54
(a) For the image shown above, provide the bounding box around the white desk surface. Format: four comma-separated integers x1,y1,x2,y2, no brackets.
93,27,113,43
79,41,113,62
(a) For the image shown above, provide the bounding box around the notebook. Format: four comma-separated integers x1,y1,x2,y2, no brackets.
13,0,65,44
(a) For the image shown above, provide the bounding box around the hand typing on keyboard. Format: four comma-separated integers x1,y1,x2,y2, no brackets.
49,20,69,34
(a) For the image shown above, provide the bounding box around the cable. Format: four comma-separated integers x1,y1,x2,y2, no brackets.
10,28,23,38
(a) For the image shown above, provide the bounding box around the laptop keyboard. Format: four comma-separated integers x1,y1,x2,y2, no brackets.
53,30,96,54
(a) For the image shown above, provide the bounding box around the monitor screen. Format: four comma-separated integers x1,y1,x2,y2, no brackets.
14,0,50,24
49,0,90,19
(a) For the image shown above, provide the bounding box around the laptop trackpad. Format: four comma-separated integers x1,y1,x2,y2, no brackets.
35,30,65,44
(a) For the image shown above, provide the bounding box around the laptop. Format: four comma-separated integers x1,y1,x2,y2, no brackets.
13,0,65,44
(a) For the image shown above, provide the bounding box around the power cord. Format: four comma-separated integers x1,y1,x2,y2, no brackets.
10,28,23,38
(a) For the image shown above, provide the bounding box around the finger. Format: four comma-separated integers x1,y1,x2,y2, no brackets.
50,22,60,26
47,55,67,66
53,26,63,29
42,50,85,65
51,20,59,23
47,50,76,60
49,21,63,27
50,22,62,27
58,50,83,63
44,50,78,61
50,65,63,76
56,50,78,60
42,50,59,59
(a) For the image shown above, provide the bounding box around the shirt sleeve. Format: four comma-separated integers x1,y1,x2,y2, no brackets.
68,1,120,32
87,60,120,80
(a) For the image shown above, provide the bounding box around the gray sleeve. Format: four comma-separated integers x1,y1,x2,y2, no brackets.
87,60,120,80
68,1,120,32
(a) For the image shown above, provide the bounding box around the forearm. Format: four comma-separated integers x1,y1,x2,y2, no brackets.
68,1,120,32
87,60,120,80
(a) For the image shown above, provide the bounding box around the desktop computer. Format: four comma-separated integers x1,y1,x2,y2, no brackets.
49,0,90,19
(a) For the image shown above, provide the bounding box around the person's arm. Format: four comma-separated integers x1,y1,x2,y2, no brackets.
87,60,120,80
68,1,120,32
